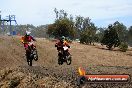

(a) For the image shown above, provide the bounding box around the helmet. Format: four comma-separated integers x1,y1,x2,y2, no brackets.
61,36,65,40
26,31,31,36
60,36,65,42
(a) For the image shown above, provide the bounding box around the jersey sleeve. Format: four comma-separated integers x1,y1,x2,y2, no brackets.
21,37,24,43
31,36,36,41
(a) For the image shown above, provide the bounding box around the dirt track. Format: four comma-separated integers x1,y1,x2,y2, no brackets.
0,36,132,88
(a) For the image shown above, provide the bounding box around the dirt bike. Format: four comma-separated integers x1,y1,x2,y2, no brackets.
25,42,38,66
58,46,72,65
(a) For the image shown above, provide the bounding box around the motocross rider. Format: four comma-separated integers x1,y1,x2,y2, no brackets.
21,31,36,49
21,31,36,59
55,36,70,56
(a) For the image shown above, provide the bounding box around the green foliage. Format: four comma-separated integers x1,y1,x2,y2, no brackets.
75,16,84,30
101,25,120,50
15,24,36,35
47,18,76,39
65,37,72,43
113,21,127,42
55,19,75,37
1,8,132,49
47,9,76,39
127,26,132,46
79,17,97,45
95,28,105,42
31,25,48,38
119,42,128,52
101,21,130,50
80,30,91,44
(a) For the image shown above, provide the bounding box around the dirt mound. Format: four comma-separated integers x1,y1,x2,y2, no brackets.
0,66,132,88
0,35,132,87
0,67,73,88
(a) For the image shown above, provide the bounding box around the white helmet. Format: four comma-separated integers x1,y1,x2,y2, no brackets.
26,31,31,35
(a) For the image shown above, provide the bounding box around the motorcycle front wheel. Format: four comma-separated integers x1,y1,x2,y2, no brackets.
66,55,72,65
33,49,38,61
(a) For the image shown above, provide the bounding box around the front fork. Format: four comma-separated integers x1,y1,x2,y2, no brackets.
25,45,34,61
58,50,70,60
64,50,70,57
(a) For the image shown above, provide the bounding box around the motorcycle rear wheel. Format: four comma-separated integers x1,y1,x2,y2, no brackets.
58,57,63,65
28,53,34,66
28,59,32,66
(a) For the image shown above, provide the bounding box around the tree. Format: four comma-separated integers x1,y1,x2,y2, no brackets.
127,26,132,46
47,24,56,37
75,16,84,38
95,27,105,42
47,9,76,39
113,21,127,42
80,30,92,44
80,17,97,45
101,24,120,50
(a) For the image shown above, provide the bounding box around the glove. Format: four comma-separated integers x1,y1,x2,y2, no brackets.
21,40,24,44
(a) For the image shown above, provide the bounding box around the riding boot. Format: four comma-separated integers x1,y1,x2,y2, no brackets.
26,50,30,62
